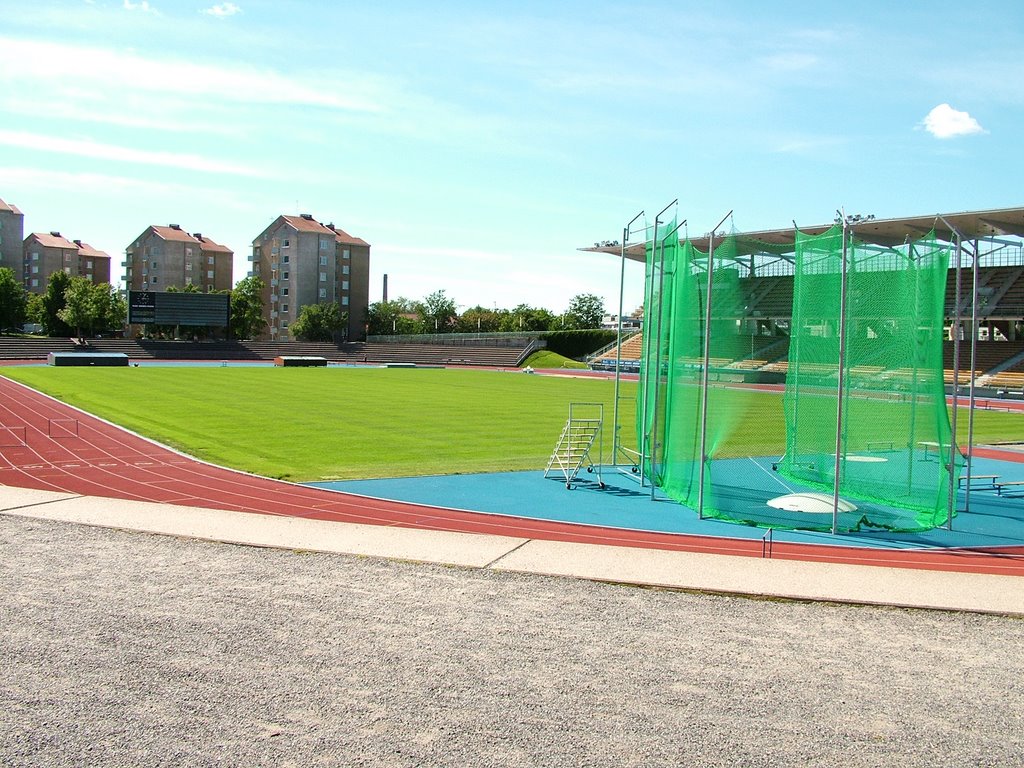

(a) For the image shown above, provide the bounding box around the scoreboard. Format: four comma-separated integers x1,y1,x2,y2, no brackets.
128,291,231,327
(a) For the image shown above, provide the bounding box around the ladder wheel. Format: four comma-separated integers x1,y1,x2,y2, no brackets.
599,482,606,489
586,466,593,473
566,482,572,490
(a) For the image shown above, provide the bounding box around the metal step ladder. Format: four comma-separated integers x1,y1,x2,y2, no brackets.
544,402,604,489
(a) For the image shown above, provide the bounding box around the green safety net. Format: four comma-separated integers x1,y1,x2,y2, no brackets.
639,223,960,532
779,226,961,530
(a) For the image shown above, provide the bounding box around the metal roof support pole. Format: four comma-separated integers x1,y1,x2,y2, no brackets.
638,200,677,491
965,239,981,514
937,215,963,530
697,209,733,519
612,210,644,467
832,216,852,535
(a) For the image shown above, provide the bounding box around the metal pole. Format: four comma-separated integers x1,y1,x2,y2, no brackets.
638,200,677,489
965,240,980,513
832,216,852,535
612,210,643,466
696,209,733,519
937,216,962,529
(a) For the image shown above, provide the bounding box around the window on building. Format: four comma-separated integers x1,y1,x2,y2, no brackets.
282,239,290,247
152,276,158,283
318,288,326,298
342,264,350,275
31,265,38,274
282,304,288,313
185,277,192,285
31,278,38,287
283,254,289,263
319,255,328,266
208,255,214,265
320,239,331,250
282,271,289,280
207,285,214,293
207,270,214,279
65,253,72,263
341,280,349,290
341,296,349,306
31,252,39,261
186,247,192,257
319,272,326,282
64,267,71,274
282,287,289,296
86,260,93,268
342,249,350,260
152,261,158,269
186,263,192,271
282,321,289,329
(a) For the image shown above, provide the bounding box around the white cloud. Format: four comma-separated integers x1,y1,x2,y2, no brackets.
0,37,385,113
921,103,985,139
123,0,157,13
203,2,241,17
0,130,266,177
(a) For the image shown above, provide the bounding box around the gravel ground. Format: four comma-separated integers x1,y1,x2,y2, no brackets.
2,515,1023,768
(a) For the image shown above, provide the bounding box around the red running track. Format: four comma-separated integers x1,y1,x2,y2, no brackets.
1,375,1023,576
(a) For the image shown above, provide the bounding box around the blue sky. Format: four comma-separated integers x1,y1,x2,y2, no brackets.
1,0,1021,315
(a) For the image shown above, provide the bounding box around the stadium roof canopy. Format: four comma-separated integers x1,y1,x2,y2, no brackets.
583,205,1024,263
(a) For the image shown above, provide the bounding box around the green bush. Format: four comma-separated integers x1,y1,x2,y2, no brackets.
540,329,617,359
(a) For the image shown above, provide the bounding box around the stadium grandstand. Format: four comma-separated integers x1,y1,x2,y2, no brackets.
588,206,1024,394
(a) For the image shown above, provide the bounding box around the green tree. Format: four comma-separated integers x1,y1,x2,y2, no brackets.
499,303,556,332
419,289,458,333
456,305,502,333
39,271,73,337
58,277,97,338
0,267,27,332
26,293,45,328
92,284,127,334
366,298,420,335
229,276,266,340
564,293,605,330
292,302,347,342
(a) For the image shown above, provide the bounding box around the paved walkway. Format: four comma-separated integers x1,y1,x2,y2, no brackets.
4,486,1023,616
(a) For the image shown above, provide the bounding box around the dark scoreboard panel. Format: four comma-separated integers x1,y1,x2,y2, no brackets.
128,291,230,326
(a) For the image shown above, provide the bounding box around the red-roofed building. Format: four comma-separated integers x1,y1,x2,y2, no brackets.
22,232,111,293
125,224,233,293
0,198,25,274
250,213,370,341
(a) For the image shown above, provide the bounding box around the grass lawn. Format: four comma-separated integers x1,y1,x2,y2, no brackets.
3,366,1020,482
2,367,637,481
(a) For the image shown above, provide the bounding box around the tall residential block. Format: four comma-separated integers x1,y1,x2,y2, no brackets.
0,198,25,274
22,232,112,293
125,224,233,293
251,214,370,341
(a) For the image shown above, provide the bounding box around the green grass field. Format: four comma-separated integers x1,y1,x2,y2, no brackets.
2,366,1020,482
2,367,637,481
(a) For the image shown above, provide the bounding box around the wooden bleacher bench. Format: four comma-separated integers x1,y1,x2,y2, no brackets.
958,474,999,490
995,481,1024,497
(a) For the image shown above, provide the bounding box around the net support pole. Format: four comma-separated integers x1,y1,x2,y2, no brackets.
938,215,963,529
696,209,733,519
638,199,676,490
612,210,644,466
964,239,980,514
831,215,852,535
647,218,685,501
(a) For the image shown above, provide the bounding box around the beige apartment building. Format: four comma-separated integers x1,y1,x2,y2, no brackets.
22,232,112,293
0,198,25,274
250,214,370,341
125,224,233,293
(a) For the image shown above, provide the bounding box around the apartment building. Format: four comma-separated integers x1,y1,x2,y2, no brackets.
0,198,25,274
125,224,233,293
250,214,370,341
22,232,112,293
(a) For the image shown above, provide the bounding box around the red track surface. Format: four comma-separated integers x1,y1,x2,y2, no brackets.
2,375,1023,577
